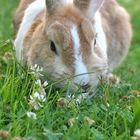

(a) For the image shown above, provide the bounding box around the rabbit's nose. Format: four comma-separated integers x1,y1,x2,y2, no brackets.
74,74,90,87
81,84,90,91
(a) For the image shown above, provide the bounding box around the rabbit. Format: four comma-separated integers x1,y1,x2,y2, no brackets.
13,0,132,91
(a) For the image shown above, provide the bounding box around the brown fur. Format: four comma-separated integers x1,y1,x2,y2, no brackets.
100,1,132,69
13,0,132,89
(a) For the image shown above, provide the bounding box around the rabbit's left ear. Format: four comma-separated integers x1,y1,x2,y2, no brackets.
74,0,104,19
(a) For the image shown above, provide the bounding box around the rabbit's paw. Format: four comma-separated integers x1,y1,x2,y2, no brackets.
100,73,120,86
106,73,120,85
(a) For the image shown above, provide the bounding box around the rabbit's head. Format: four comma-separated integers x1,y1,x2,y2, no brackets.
26,0,108,90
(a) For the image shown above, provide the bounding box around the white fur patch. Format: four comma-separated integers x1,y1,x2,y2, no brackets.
14,0,46,60
71,25,90,86
87,0,104,19
94,12,107,59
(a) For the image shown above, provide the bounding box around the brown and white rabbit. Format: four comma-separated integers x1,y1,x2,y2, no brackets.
13,0,132,90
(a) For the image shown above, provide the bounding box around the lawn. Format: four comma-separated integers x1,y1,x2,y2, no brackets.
0,0,140,140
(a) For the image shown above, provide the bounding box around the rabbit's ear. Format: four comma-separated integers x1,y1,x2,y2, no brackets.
74,0,104,19
46,0,65,15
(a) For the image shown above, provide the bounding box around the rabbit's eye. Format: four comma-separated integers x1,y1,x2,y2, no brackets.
50,41,57,54
94,33,98,47
94,38,97,46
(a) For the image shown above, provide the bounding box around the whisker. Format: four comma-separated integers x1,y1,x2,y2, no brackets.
47,67,108,88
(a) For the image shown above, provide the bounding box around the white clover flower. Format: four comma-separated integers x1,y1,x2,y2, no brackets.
34,91,46,101
106,102,110,107
30,64,37,71
29,90,46,110
31,91,46,102
84,116,95,126
35,79,48,88
36,66,43,72
75,92,89,104
35,79,42,87
39,88,47,97
28,64,48,111
34,64,38,69
28,98,40,110
43,81,48,87
39,94,46,101
67,118,76,128
131,136,139,140
34,91,40,99
34,103,40,110
30,64,44,77
134,129,140,137
27,112,37,120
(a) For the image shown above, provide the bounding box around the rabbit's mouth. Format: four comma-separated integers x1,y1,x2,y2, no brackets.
43,64,108,93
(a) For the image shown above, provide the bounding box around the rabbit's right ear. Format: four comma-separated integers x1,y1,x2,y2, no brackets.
74,0,104,19
46,0,65,15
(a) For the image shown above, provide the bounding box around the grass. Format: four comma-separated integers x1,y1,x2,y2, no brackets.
0,0,140,140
